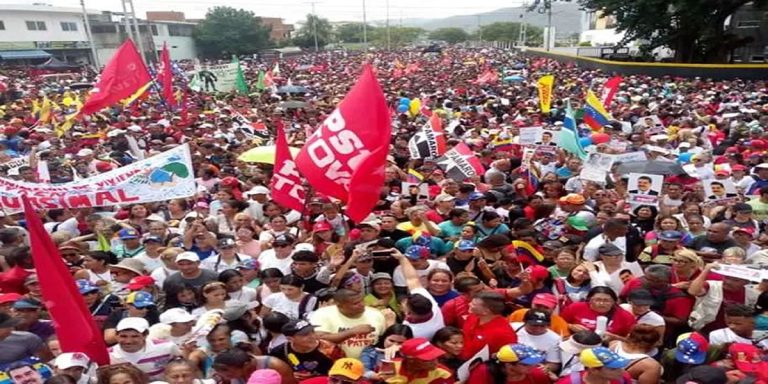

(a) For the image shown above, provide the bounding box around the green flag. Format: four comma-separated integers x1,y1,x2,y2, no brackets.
233,55,248,94
557,127,588,161
256,70,266,91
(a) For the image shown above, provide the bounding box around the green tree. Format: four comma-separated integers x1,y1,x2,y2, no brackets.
193,6,273,58
428,27,470,44
293,14,333,49
578,0,768,63
476,22,543,46
370,27,424,48
336,23,375,43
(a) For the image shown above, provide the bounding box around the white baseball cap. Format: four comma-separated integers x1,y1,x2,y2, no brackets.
159,308,196,324
175,252,200,263
76,148,93,157
54,352,90,369
116,317,150,333
245,186,270,196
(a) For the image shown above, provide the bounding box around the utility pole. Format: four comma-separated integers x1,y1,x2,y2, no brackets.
307,1,319,51
120,0,135,43
126,0,147,62
385,0,391,50
362,0,368,50
80,0,99,68
546,0,553,51
477,15,482,43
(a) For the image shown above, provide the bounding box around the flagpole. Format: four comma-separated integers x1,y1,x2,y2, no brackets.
80,0,100,68
362,0,368,50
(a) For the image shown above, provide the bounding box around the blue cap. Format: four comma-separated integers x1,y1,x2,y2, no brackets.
658,230,683,242
76,279,99,294
405,245,430,260
469,192,487,201
580,346,630,369
12,298,41,310
118,228,139,240
143,235,163,244
456,240,476,251
236,259,260,271
126,291,155,308
675,333,708,364
496,344,546,365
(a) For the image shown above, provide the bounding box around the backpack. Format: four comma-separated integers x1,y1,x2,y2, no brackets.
297,294,319,320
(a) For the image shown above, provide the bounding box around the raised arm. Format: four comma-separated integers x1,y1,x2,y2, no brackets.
392,248,422,292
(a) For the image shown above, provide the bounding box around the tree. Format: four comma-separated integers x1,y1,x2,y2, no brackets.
476,22,543,46
370,27,424,48
193,7,273,58
428,28,470,44
336,23,376,44
293,14,333,50
578,0,768,63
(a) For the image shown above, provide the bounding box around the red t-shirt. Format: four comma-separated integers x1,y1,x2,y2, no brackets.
0,266,32,294
619,278,694,320
556,371,632,384
700,282,747,331
560,302,636,337
461,314,518,360
469,363,551,384
442,289,510,328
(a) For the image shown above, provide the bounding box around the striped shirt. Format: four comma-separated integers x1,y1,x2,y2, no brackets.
109,340,181,380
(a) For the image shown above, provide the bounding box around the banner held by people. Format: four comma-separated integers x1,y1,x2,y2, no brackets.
408,113,446,159
537,75,554,114
435,142,485,181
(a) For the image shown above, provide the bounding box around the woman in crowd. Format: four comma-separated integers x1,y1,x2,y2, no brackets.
561,286,636,339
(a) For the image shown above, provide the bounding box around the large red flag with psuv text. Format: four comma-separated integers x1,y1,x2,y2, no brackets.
295,65,391,222
271,120,306,212
82,39,151,115
22,196,109,364
158,42,175,107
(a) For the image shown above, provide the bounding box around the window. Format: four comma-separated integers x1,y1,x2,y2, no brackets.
151,25,158,36
167,24,192,37
737,20,761,28
60,22,78,31
26,21,46,31
0,21,5,30
91,24,116,33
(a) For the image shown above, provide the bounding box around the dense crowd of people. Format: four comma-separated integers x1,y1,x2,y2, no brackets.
0,46,767,384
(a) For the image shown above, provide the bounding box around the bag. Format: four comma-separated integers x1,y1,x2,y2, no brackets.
298,294,318,319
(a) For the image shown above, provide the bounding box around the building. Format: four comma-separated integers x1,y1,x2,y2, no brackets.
0,4,100,64
258,17,293,43
146,11,185,22
728,3,768,63
150,21,197,61
579,10,624,46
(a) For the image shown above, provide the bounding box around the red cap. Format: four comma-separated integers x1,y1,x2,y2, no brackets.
400,338,445,360
732,164,748,171
127,275,155,291
733,227,755,236
95,162,114,172
752,140,767,150
312,222,333,232
526,265,550,283
726,147,740,154
0,293,22,305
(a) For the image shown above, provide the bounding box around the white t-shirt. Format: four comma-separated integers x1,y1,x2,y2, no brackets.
109,340,181,380
309,305,385,359
150,267,175,288
228,287,258,303
583,235,627,262
201,254,252,273
619,304,665,328
393,260,450,288
257,249,293,275
709,327,768,348
134,252,164,272
403,287,445,340
511,322,562,363
590,261,644,295
262,292,307,320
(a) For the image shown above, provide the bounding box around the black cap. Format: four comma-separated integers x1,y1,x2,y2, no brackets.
273,234,296,246
598,243,623,256
218,238,237,248
733,203,753,213
523,309,551,325
292,250,319,263
628,288,655,306
281,319,317,336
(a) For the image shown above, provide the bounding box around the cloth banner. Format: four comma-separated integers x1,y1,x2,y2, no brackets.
408,114,446,159
537,75,554,113
0,144,194,212
436,143,485,181
189,63,239,93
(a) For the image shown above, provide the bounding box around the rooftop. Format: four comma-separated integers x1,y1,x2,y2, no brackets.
0,4,100,14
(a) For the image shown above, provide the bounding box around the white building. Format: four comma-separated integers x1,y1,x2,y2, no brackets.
0,4,100,64
150,21,198,60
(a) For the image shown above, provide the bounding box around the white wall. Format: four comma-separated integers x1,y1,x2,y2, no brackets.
151,23,197,60
580,28,625,46
0,10,91,44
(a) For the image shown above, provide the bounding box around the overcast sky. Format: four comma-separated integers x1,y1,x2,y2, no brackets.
1,0,527,24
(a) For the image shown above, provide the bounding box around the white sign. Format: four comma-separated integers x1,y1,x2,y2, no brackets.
189,63,239,93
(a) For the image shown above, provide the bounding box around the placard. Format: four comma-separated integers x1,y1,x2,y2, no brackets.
627,173,663,207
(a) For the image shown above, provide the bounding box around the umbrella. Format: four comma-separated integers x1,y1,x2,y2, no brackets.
503,75,525,83
238,145,301,164
616,160,685,175
278,100,309,109
69,82,94,90
277,85,308,94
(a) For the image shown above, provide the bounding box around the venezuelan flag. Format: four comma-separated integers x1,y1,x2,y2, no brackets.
491,136,515,152
583,90,612,131
511,240,544,263
406,169,424,184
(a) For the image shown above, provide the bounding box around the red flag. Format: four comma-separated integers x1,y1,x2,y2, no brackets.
21,196,109,364
295,65,391,222
436,142,485,181
82,39,151,115
601,76,623,108
271,121,306,212
159,42,175,107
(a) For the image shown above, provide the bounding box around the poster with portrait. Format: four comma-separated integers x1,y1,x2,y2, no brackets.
637,115,665,134
518,127,542,146
703,178,738,205
535,129,559,152
580,152,614,184
627,173,663,207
